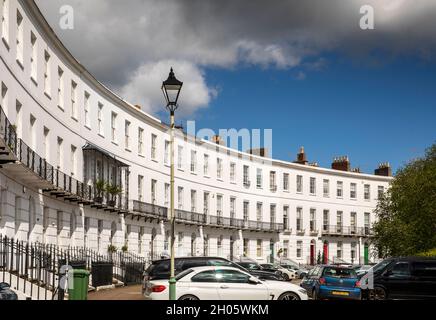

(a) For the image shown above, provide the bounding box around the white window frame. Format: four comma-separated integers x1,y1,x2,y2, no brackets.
1,0,10,45
84,92,90,128
16,10,23,65
97,103,104,136
256,168,263,188
44,51,51,96
203,154,209,176
125,120,131,150
310,177,316,195
151,134,157,160
216,158,223,179
111,112,117,143
337,181,343,198
350,183,357,199
190,150,197,173
296,175,303,193
283,173,289,191
30,32,37,81
138,128,144,155
71,81,77,119
323,179,330,197
230,162,236,182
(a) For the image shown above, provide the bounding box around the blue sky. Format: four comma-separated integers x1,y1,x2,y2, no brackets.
165,54,436,174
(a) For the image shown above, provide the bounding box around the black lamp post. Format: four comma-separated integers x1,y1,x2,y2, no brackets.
161,68,183,300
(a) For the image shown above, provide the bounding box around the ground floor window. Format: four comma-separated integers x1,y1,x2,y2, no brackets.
256,239,262,257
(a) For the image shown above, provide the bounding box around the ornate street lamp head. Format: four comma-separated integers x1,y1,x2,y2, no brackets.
162,68,183,113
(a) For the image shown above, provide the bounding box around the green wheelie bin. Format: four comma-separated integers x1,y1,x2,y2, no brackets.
68,269,90,300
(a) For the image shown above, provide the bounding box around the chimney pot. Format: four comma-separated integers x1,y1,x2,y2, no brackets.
332,155,351,172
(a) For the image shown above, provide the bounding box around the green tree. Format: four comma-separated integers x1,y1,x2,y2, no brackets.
372,143,436,258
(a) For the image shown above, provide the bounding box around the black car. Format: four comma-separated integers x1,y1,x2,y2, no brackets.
237,262,285,280
0,283,18,300
143,257,284,293
360,257,436,300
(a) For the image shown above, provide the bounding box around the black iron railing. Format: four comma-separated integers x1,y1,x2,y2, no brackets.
0,235,148,299
321,225,372,237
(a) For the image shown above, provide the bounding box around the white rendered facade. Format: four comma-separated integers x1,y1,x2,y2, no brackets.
0,0,392,265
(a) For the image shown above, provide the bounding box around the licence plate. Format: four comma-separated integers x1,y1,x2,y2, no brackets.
332,291,349,296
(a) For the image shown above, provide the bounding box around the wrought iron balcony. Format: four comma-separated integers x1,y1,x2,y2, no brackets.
132,200,168,220
0,105,129,213
321,225,373,237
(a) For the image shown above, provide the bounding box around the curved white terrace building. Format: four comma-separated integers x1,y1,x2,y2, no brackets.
0,0,392,265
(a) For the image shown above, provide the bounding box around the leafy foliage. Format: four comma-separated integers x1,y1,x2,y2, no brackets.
372,143,436,258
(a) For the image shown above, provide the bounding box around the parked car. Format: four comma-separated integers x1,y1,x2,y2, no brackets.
233,262,286,280
0,283,18,300
142,257,284,294
282,265,309,279
260,263,296,280
360,257,436,300
144,266,308,300
300,265,361,300
353,265,373,277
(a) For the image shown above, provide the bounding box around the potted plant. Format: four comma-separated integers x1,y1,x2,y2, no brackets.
121,245,128,253
94,179,106,203
107,244,117,254
106,183,122,207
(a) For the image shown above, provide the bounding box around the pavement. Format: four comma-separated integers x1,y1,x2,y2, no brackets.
87,285,144,300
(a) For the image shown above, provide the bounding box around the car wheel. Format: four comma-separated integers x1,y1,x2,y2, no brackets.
278,292,300,301
282,273,289,281
178,295,200,301
369,287,387,300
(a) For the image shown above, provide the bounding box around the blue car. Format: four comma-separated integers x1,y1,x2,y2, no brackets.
300,265,361,300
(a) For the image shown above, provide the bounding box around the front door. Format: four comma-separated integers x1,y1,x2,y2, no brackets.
364,244,369,265
310,243,315,266
323,243,329,264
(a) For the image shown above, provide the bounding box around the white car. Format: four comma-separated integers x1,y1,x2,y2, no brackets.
144,266,308,301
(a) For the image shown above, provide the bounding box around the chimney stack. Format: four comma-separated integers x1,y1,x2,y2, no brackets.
332,156,351,172
247,148,268,158
294,146,308,165
212,135,225,146
134,104,142,110
375,162,392,177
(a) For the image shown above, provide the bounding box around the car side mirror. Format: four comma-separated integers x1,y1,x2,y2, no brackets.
0,282,11,290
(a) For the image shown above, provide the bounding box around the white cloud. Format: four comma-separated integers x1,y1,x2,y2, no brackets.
120,60,215,117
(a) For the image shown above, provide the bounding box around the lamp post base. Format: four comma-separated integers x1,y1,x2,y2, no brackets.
169,277,177,300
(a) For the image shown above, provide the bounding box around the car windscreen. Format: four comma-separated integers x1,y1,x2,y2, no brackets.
322,267,357,278
371,259,394,274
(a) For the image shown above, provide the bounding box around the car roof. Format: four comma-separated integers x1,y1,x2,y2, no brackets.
152,256,229,263
187,266,243,272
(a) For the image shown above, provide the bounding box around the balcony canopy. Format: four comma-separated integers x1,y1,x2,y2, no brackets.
82,142,129,168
